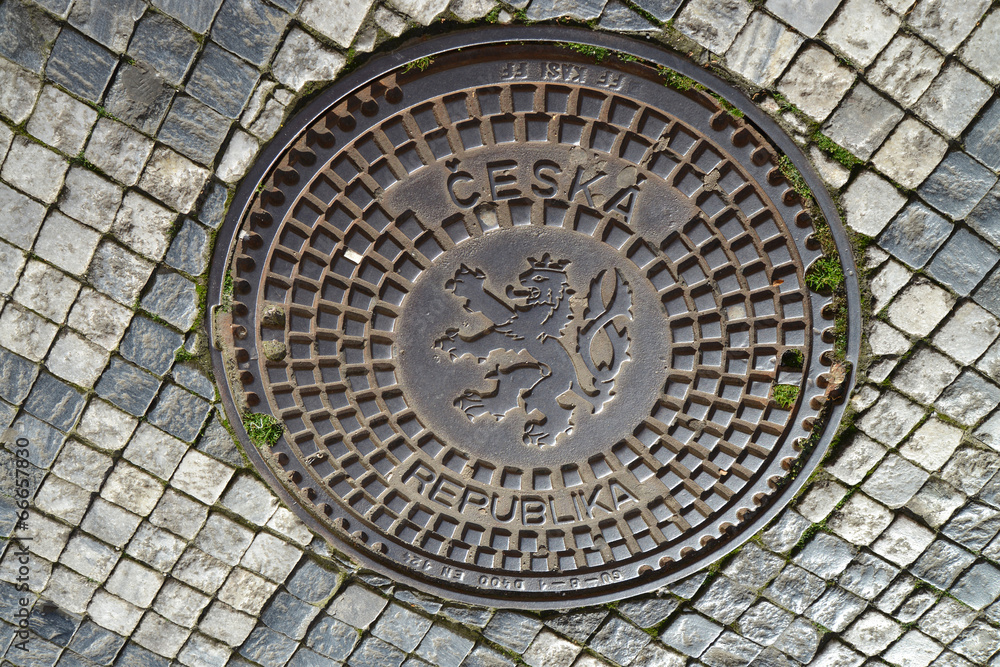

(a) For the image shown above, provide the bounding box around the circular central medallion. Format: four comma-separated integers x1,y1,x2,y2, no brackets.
209,28,859,608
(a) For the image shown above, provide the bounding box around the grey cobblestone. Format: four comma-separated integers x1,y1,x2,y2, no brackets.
823,84,903,161
85,118,155,186
45,27,117,102
140,270,200,331
867,33,943,108
159,97,232,167
128,11,199,86
187,43,260,119
660,611,723,657
120,316,184,377
0,0,59,73
0,56,42,124
927,228,999,297
96,357,161,416
908,0,991,53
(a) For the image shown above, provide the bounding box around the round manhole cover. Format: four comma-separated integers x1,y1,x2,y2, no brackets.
209,27,860,608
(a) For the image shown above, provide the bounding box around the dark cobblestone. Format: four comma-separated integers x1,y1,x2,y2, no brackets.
45,27,118,102
151,0,224,33
24,372,85,431
965,97,1000,171
347,635,405,667
197,181,230,229
159,97,232,167
212,0,289,66
483,611,542,653
173,363,215,400
115,641,170,666
240,626,299,667
415,623,474,667
128,11,199,85
927,227,1000,296
0,346,38,405
69,0,146,52
96,357,162,416
141,270,200,331
68,621,126,665
286,559,340,604
968,183,1000,249
660,611,723,657
879,201,952,269
617,596,678,629
307,615,358,661
262,591,321,640
119,316,184,377
9,413,67,468
0,0,60,73
543,609,606,642
186,42,260,119
919,151,998,220
104,61,176,135
196,413,244,467
148,384,210,442
590,615,650,664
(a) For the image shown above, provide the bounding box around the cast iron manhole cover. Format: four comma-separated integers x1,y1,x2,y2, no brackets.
209,27,860,608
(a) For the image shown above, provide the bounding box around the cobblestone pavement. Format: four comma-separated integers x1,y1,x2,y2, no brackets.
1,0,1000,665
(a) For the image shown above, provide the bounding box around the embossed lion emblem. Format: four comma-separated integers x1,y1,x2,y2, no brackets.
434,254,633,448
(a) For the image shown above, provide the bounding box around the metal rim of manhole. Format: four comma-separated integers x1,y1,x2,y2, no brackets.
208,26,861,609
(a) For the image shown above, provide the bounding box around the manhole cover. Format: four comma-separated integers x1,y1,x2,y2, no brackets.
209,27,860,608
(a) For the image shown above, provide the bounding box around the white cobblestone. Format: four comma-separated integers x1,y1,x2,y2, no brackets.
872,117,947,189
88,590,144,635
26,85,98,155
67,286,134,351
725,11,804,87
824,0,899,66
111,191,178,262
272,28,347,93
887,280,955,337
933,302,1000,366
0,58,42,124
675,0,752,54
778,45,854,122
1,136,69,203
46,329,109,387
171,450,235,505
300,0,376,48
12,259,80,323
105,558,165,608
125,422,189,480
217,129,260,183
58,166,124,233
842,171,906,236
0,302,57,361
138,146,210,214
85,117,155,186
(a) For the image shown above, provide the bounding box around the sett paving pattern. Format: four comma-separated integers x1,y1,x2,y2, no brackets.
0,0,999,665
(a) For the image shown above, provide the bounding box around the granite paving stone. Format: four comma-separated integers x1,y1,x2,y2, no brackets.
240,531,301,583
942,446,1000,495
887,280,954,338
24,371,85,431
0,184,47,252
868,320,911,357
589,615,650,664
975,265,1000,319
914,62,991,138
796,478,849,522
199,601,256,646
139,147,211,214
119,316,183,377
102,462,164,517
934,302,999,365
876,572,918,615
271,27,347,93
220,475,278,527
96,357,161,416
908,0,991,53
2,136,70,205
617,596,678,629
919,597,977,644
822,83,904,160
347,635,406,667
111,191,178,263
858,390,924,446
104,559,165,608
628,0,681,22
771,618,820,663
26,85,98,155
824,0,899,66
211,0,288,66
286,560,340,605
841,170,906,236
217,567,277,615
805,586,866,632
171,450,234,504
765,565,827,614
660,611,723,657
794,531,857,579
240,626,298,667
159,98,232,167
701,631,762,666
195,413,244,467
0,0,60,73
828,492,893,544
811,640,864,667
899,417,963,472
721,543,784,589
443,605,494,629
84,118,155,187
68,288,134,353
969,181,1000,249
862,454,930,508
154,580,211,629
974,411,1000,451
193,514,253,566
298,0,375,48
7,412,65,471
413,625,474,667
724,11,803,87
149,489,209,542
872,515,936,566
133,612,191,659
935,371,1000,425
737,601,793,645
693,576,756,624
920,151,998,220
0,303,58,362
307,615,359,660
262,591,321,640
765,0,840,37
885,630,945,667
0,57,42,124
172,548,230,594
187,43,260,119
45,566,101,616
85,240,156,306
124,422,188,481
927,228,999,296
81,498,142,548
866,33,944,108
872,118,947,190
128,11,199,85
960,8,1000,84
51,435,114,490
197,181,230,229
151,0,224,33
265,507,311,545
45,28,117,102
674,0,751,54
904,537,973,588
951,620,1000,663
58,167,125,233
287,647,340,667
60,534,119,583
838,551,899,599
34,211,102,277
217,128,260,182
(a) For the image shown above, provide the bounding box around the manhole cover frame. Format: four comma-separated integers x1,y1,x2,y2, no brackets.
207,25,861,609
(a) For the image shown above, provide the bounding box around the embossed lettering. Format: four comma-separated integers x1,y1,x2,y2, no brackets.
486,160,520,201
499,62,528,80
531,160,561,198
569,166,606,207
